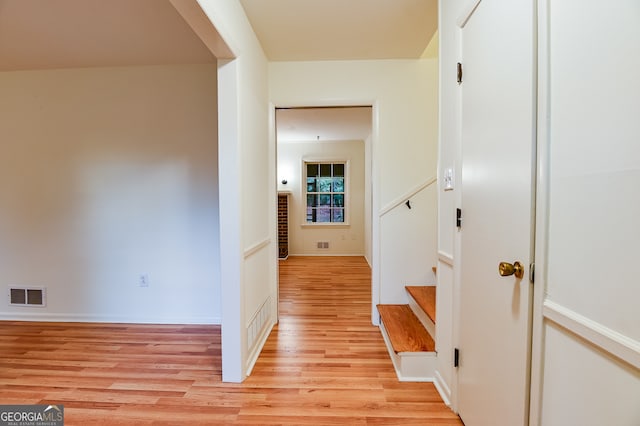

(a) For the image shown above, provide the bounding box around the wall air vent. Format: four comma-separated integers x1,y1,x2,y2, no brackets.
9,287,46,307
316,241,329,249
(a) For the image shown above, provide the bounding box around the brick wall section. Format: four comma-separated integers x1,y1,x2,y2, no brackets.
278,194,288,258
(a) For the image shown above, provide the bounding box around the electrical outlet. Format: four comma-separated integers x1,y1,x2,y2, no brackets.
139,274,149,287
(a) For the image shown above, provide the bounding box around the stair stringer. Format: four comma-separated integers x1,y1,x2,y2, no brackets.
407,291,436,339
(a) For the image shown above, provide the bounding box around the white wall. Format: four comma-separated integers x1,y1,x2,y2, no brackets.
539,322,639,426
533,1,640,424
380,184,438,302
269,59,439,321
196,0,275,382
278,140,365,256
0,64,220,324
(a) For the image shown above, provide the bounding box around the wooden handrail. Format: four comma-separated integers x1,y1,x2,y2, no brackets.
378,176,437,217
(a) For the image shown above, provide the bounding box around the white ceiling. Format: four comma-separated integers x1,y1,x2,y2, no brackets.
277,107,372,143
0,0,214,71
0,1,435,140
239,0,438,61
243,0,437,142
0,0,438,70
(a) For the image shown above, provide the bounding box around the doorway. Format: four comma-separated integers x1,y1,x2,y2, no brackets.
275,106,373,320
275,106,372,259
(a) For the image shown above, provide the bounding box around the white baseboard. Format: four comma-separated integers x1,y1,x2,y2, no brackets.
245,319,276,376
434,370,452,407
0,311,221,325
288,253,365,257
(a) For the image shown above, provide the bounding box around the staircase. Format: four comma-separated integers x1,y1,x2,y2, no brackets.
377,285,437,381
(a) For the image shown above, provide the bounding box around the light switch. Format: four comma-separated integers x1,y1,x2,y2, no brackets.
444,168,454,191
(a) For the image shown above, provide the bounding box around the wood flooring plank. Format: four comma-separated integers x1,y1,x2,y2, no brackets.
0,256,460,425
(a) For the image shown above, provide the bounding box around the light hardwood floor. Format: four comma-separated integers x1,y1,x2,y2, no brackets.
0,256,462,425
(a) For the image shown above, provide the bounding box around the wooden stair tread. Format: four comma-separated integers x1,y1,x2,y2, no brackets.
377,304,435,353
406,286,436,324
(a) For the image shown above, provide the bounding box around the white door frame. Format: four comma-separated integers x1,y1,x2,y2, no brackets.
271,101,378,321
528,0,550,423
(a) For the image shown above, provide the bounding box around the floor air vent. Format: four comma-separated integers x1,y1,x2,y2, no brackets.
9,287,46,307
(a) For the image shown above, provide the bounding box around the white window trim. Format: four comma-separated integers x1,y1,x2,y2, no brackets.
301,158,350,227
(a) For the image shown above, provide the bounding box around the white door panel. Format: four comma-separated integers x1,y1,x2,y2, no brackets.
458,0,535,425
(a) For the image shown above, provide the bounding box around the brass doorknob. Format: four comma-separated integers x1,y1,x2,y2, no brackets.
499,261,524,279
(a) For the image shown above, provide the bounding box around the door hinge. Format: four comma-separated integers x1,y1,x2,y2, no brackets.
530,262,535,283
457,62,463,84
456,208,462,228
454,348,460,368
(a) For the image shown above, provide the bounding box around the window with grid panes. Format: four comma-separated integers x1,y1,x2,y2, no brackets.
305,162,345,223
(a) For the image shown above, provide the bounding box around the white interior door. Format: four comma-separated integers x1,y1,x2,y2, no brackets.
457,1,535,425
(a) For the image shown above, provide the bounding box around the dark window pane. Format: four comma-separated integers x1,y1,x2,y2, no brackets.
305,162,347,223
332,208,344,222
317,178,332,192
320,163,331,177
317,208,331,222
307,177,316,192
319,194,331,206
333,177,344,193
